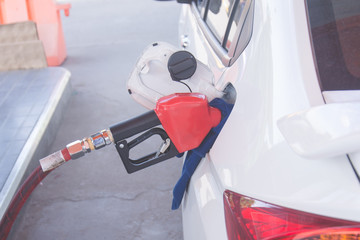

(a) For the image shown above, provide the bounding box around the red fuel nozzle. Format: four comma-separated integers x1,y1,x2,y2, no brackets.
110,93,221,173
155,93,221,153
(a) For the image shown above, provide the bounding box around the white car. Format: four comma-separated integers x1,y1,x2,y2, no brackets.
177,0,360,239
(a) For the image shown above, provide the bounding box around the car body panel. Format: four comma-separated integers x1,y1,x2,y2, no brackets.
323,91,360,182
180,0,360,239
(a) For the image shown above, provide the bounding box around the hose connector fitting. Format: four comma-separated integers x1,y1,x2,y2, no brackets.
91,130,112,150
66,140,87,159
39,129,114,172
67,129,114,159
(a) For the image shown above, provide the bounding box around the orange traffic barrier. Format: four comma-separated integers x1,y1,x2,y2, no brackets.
0,0,70,66
27,0,71,66
0,0,28,24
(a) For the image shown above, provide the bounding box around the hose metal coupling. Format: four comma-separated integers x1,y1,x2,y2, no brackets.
66,129,113,159
91,130,112,149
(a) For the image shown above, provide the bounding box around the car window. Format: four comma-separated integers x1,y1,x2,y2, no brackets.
194,0,253,66
224,0,247,50
196,0,208,18
205,0,236,44
306,0,360,91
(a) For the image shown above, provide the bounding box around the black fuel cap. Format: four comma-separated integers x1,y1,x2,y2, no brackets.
167,51,197,81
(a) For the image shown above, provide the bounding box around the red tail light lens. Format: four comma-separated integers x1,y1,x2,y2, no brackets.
223,190,360,240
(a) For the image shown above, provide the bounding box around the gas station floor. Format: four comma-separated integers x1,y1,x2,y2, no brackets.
8,0,183,239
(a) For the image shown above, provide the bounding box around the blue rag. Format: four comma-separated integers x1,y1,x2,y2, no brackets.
171,98,234,210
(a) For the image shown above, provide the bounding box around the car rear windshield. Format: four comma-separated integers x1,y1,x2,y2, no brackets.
306,0,360,91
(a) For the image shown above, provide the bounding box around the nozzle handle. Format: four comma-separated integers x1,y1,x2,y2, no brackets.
109,110,161,143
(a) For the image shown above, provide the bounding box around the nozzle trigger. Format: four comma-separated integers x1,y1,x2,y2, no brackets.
115,128,179,173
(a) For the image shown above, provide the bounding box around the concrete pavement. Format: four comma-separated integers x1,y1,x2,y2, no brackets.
8,0,183,239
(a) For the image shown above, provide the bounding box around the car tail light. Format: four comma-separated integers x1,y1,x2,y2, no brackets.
223,190,360,240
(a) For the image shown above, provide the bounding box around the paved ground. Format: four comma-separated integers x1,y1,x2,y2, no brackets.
9,0,183,239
